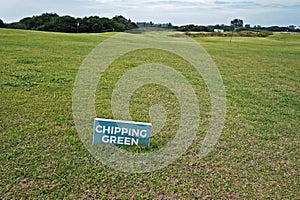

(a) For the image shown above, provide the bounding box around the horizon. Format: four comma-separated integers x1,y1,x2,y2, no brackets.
1,12,299,28
1,0,300,27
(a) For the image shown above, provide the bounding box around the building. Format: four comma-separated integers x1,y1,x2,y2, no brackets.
288,25,296,30
214,29,224,33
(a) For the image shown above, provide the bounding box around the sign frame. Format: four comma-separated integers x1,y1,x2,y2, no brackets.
93,118,152,147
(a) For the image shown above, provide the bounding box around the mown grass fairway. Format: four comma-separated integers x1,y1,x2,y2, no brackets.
1,28,299,199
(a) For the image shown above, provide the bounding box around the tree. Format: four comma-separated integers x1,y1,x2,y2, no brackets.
5,13,138,33
53,16,77,32
0,19,5,28
83,16,104,32
231,19,243,28
112,15,137,31
19,17,35,29
35,13,59,30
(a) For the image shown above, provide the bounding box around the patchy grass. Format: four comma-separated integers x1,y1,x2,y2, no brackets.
0,28,299,199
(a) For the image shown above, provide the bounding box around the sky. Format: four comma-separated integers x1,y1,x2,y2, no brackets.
0,0,299,26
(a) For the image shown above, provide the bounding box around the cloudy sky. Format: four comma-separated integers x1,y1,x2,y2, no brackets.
0,0,299,26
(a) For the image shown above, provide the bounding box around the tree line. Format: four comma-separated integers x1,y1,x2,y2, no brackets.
0,13,137,33
173,19,299,33
173,24,234,32
0,14,299,33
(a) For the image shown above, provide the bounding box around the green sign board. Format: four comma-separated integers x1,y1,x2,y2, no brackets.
93,118,152,147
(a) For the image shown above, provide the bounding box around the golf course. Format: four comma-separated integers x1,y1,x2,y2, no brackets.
1,28,299,199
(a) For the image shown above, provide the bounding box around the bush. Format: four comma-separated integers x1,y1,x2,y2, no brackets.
186,30,273,38
257,31,273,37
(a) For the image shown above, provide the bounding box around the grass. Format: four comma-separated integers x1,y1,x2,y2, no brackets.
1,28,299,199
95,48,210,152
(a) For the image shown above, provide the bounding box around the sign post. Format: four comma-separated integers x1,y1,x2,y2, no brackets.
93,118,152,147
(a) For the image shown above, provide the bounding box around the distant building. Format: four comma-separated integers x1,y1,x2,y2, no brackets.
214,29,224,33
136,22,151,28
160,23,172,28
288,25,296,30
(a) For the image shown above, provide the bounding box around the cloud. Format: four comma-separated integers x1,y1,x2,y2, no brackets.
80,0,300,11
69,0,300,25
214,1,231,4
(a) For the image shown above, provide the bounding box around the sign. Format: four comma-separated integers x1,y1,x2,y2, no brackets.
93,118,152,147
